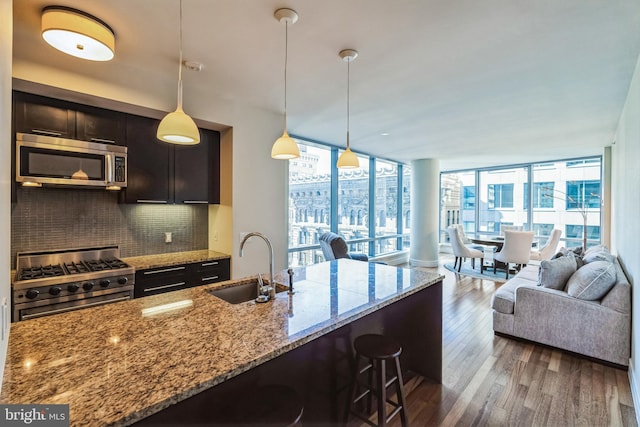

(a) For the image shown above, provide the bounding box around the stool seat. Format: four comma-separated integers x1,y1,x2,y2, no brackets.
228,384,303,426
354,334,402,359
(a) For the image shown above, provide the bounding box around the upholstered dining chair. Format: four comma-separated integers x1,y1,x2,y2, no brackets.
319,232,368,261
447,226,484,273
493,230,534,278
499,224,523,235
530,228,562,261
455,224,485,251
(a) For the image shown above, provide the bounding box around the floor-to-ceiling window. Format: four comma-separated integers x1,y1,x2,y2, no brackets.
440,156,602,249
288,139,409,267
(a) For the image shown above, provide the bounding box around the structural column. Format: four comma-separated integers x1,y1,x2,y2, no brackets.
410,159,440,267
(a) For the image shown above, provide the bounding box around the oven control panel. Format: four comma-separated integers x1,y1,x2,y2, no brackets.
13,273,134,304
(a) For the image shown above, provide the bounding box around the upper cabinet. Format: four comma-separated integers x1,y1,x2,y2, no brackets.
124,115,172,203
123,114,220,204
174,129,220,204
13,92,126,145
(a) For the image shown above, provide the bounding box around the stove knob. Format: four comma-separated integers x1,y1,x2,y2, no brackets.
83,281,95,291
117,277,128,285
68,284,80,293
100,279,111,288
49,286,62,296
26,289,40,299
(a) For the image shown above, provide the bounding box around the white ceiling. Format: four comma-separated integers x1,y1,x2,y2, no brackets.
12,0,640,170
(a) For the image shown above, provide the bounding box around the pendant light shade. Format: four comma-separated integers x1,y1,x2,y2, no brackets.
337,49,359,169
271,8,300,160
41,6,115,61
157,0,200,145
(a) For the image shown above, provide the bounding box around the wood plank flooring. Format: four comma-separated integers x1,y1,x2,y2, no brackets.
384,256,636,427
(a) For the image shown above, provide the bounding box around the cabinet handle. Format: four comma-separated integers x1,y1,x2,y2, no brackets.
183,201,209,204
31,129,62,137
90,137,116,144
143,266,186,275
144,282,186,292
137,200,168,204
201,276,219,282
201,261,219,267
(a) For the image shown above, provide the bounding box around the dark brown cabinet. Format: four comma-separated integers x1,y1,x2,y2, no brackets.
174,129,220,204
13,91,126,145
123,114,220,204
14,92,75,138
124,115,172,203
134,258,230,298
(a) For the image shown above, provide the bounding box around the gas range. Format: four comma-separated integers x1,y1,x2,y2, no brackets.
13,246,134,322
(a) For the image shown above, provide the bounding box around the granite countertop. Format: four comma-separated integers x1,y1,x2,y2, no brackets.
0,259,443,426
122,249,230,270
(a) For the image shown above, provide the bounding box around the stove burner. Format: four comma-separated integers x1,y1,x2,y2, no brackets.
19,265,65,280
86,258,129,271
65,261,90,275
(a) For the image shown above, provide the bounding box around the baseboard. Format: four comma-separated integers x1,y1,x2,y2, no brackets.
370,250,409,266
410,258,439,268
630,358,640,425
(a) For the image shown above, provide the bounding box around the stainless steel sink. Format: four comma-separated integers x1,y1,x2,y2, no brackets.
207,281,287,304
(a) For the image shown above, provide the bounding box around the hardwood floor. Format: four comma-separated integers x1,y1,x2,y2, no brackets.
387,256,636,427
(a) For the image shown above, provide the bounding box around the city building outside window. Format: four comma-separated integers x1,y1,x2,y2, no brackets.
288,140,409,267
440,157,602,249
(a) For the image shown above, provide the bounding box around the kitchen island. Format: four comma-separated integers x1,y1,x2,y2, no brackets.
0,259,443,426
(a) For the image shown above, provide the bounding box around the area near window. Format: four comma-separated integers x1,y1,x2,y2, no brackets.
441,157,602,249
288,139,410,267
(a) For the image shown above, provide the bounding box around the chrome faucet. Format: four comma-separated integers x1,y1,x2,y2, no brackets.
239,232,276,302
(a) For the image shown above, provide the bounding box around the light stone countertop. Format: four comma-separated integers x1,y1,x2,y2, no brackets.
122,249,230,270
0,259,443,426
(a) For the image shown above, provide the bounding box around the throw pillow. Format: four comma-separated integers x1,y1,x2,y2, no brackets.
538,252,578,290
582,246,614,264
566,260,617,300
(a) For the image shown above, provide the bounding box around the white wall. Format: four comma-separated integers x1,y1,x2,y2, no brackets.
612,51,640,413
12,60,289,280
0,0,12,388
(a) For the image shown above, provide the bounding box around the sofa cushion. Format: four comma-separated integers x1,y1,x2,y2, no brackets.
566,261,617,300
538,253,577,290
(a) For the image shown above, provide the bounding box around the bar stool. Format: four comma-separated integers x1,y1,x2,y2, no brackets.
226,384,304,426
344,334,408,427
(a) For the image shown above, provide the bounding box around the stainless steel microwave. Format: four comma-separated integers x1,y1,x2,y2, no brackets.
16,132,127,189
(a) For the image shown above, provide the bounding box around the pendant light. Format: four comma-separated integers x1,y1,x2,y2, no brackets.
337,49,359,169
41,6,115,61
271,8,300,160
157,0,200,145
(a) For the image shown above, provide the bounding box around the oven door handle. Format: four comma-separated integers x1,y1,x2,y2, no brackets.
20,296,131,321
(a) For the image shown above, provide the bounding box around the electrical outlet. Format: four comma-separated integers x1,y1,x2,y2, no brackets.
164,232,172,243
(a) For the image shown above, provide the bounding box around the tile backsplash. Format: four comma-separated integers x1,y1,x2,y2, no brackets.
10,187,208,265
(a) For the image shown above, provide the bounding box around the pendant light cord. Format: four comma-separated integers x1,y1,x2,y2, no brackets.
283,20,289,130
346,57,350,149
177,0,184,109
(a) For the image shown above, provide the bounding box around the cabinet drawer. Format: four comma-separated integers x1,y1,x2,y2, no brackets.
134,265,187,298
187,258,230,286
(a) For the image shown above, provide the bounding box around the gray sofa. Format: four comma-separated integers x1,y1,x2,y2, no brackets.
491,247,631,367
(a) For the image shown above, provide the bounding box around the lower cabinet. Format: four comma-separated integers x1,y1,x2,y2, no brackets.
134,258,230,298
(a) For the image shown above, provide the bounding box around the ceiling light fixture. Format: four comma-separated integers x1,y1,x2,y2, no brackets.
157,0,200,145
41,6,115,61
337,49,359,169
271,8,300,160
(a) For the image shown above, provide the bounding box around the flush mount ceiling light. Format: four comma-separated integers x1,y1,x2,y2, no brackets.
337,49,360,169
157,0,200,145
41,6,115,61
271,8,300,160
